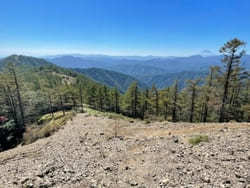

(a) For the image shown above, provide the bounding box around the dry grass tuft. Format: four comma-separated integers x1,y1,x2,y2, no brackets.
23,111,75,145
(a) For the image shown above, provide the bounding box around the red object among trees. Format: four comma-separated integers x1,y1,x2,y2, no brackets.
0,116,8,124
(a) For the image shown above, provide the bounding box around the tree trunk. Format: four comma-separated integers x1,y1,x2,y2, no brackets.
219,54,234,122
190,87,196,123
155,90,159,116
3,86,18,125
115,91,119,113
79,85,84,113
172,82,178,122
60,95,65,116
49,95,54,119
10,66,25,128
164,102,168,120
202,69,214,122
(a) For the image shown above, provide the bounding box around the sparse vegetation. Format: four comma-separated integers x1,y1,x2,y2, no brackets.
23,111,75,145
85,107,131,121
188,135,209,145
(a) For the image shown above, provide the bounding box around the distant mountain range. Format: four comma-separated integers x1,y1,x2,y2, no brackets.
48,54,250,75
1,54,249,91
47,54,250,89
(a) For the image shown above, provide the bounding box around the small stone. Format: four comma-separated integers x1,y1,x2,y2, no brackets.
21,177,29,184
235,173,242,178
92,142,99,146
171,149,176,154
238,178,246,183
103,166,112,172
204,165,210,169
129,180,138,186
159,178,169,186
223,180,231,184
100,132,104,135
26,183,34,188
202,177,211,183
118,136,124,140
172,136,179,143
36,172,44,178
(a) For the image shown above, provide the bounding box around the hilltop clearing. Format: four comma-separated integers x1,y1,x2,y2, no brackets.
0,113,249,187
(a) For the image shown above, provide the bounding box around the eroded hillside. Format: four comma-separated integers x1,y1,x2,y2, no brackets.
0,114,249,188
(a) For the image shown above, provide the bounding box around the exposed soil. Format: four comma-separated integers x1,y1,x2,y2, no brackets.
0,114,249,188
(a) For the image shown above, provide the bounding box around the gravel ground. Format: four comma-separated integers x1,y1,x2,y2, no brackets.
0,113,249,188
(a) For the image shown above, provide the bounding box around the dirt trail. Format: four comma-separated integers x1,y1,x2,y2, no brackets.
0,114,249,188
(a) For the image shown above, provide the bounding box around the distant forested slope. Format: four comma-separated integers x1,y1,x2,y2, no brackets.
74,68,148,92
140,71,208,89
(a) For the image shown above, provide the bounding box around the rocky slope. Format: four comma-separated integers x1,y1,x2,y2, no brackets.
0,114,249,188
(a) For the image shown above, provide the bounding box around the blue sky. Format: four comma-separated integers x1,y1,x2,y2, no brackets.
0,0,249,57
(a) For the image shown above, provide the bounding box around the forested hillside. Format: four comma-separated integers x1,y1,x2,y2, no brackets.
74,67,147,92
139,71,207,89
121,40,249,123
0,55,52,71
0,55,120,151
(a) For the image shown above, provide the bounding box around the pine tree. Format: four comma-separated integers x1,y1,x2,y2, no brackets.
241,79,250,121
171,80,178,122
113,88,120,113
160,88,171,120
123,82,140,118
0,78,18,125
103,86,111,111
86,84,97,108
144,89,150,113
79,83,84,113
97,86,104,111
151,84,159,116
186,79,200,123
201,66,219,122
7,63,25,128
219,38,246,122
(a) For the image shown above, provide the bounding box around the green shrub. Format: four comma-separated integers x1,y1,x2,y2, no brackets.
0,120,20,151
37,111,65,125
188,135,209,145
23,111,75,145
2,120,16,131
